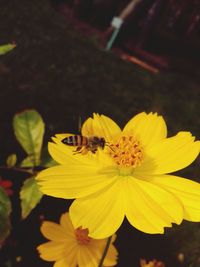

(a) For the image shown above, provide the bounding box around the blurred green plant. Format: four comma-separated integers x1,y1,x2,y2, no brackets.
0,109,56,243
20,176,43,219
13,110,45,167
0,43,16,55
0,187,11,244
6,154,17,167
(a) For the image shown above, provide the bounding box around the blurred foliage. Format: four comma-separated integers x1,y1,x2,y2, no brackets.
13,110,45,167
20,176,43,219
40,146,57,167
0,43,16,56
0,187,11,243
6,154,17,168
0,109,56,244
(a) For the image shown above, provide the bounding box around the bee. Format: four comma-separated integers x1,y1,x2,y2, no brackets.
61,135,106,154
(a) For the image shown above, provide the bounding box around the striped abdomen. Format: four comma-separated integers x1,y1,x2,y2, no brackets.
62,135,88,146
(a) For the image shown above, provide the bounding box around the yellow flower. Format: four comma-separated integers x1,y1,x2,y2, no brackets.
36,112,200,238
140,259,165,267
37,212,118,267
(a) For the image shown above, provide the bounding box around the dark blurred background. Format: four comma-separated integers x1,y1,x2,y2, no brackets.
0,0,200,267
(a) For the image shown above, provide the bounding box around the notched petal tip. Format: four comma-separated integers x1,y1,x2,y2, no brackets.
125,178,183,234
138,130,200,175
69,180,125,239
123,112,167,147
126,213,169,234
81,113,121,142
152,175,200,223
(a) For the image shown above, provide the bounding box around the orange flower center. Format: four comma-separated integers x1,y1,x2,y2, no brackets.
75,227,91,245
109,136,143,168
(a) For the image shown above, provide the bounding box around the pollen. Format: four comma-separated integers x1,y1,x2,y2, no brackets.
75,227,91,245
109,136,143,168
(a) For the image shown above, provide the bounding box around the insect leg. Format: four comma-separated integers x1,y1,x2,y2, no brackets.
81,147,88,155
73,146,82,154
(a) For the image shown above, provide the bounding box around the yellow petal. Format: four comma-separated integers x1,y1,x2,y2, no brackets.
54,257,77,267
54,260,68,267
78,236,117,267
48,136,96,165
37,165,117,199
151,175,200,221
70,179,125,239
45,242,78,267
40,221,71,241
103,244,118,266
78,246,99,267
78,242,117,267
61,244,79,267
123,112,167,146
136,132,200,175
37,241,65,261
81,117,94,136
60,213,75,236
48,142,76,165
81,114,121,142
125,177,183,234
49,135,115,167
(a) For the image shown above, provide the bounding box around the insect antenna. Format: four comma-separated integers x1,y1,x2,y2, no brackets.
78,116,82,133
105,142,115,152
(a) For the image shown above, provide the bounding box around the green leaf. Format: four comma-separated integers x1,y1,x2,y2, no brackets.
0,187,11,242
40,147,57,167
20,155,35,168
0,43,16,55
13,110,45,167
20,177,43,219
6,154,17,167
21,148,57,168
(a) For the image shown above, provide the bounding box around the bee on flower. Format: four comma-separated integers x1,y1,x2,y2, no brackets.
37,212,118,267
61,135,107,154
37,112,200,239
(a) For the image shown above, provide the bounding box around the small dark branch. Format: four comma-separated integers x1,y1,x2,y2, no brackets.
98,236,112,267
0,166,33,174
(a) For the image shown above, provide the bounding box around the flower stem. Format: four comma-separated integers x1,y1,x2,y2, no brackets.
98,236,112,267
